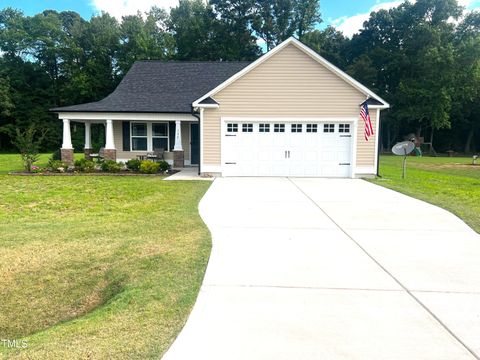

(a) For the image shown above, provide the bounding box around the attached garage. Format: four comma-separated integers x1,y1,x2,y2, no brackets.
195,37,389,178
222,120,354,177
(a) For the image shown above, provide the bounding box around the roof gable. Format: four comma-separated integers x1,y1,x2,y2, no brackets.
193,37,389,108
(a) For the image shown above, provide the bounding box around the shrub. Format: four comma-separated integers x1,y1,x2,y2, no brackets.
101,160,123,173
13,126,47,172
50,149,61,161
158,160,170,172
139,160,160,174
74,158,96,173
126,159,141,172
47,159,68,173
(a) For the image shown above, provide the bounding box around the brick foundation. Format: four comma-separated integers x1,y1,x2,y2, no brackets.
61,148,74,166
173,150,184,168
103,149,117,161
84,148,93,160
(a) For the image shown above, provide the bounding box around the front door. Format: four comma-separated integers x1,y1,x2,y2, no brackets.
190,123,200,165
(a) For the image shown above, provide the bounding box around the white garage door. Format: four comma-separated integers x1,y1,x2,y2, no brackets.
222,121,353,177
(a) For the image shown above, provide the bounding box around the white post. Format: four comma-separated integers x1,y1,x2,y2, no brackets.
84,122,92,149
173,120,183,151
62,119,73,149
105,119,115,149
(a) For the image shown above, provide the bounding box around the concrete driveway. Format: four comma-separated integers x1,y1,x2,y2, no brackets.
163,178,480,360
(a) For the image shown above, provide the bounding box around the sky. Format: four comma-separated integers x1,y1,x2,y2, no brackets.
2,0,480,37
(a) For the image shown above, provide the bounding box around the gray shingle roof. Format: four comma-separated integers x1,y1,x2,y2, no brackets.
51,61,251,113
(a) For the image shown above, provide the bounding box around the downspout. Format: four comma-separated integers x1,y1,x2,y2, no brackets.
376,111,382,178
191,106,201,175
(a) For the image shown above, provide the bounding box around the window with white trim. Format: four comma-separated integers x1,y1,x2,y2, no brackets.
323,124,335,133
306,124,318,133
259,124,270,133
242,123,253,132
291,124,302,133
339,124,350,133
227,123,238,133
131,123,148,151
152,123,169,150
274,124,285,133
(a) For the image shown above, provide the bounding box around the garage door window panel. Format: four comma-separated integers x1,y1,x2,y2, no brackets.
274,124,285,133
227,123,238,133
306,124,318,133
291,124,303,133
324,124,335,133
242,123,253,133
259,124,270,133
339,124,350,133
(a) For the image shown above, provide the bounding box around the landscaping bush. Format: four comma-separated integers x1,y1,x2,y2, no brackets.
158,160,170,172
139,160,160,174
74,158,96,173
50,149,61,161
126,159,141,172
47,159,68,173
101,160,123,173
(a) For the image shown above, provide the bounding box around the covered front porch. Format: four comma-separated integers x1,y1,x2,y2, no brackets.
58,112,200,168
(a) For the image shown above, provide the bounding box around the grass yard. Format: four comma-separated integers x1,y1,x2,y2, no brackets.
0,154,212,359
372,155,480,233
0,153,83,174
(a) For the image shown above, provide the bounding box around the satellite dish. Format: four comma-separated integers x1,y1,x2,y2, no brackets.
391,141,415,179
392,141,415,156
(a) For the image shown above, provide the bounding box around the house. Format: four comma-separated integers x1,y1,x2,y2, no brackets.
51,37,389,178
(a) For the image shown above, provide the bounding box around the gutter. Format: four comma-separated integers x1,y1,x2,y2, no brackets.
191,106,201,175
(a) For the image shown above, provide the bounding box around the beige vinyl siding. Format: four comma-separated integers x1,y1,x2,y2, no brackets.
113,120,191,161
356,109,377,167
202,43,375,167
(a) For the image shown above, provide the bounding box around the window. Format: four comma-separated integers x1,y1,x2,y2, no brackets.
227,123,238,133
323,124,335,133
259,124,270,133
242,123,253,133
291,124,302,133
306,124,318,133
339,124,350,133
274,124,285,133
131,123,147,151
152,123,169,150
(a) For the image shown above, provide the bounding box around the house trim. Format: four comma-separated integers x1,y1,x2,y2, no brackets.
56,112,197,122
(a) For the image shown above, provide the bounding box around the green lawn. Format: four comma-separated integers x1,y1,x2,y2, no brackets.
0,154,212,359
372,155,480,233
0,153,83,174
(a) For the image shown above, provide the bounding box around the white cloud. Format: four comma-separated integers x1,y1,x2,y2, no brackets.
91,0,180,20
331,1,405,38
332,0,480,38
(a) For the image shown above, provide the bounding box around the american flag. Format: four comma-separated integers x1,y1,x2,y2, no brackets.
360,101,374,141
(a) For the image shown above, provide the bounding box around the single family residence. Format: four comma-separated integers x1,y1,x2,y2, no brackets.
51,37,389,178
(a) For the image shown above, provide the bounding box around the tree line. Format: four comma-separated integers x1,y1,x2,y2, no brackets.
0,0,479,153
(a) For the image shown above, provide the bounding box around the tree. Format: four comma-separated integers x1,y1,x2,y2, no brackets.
252,0,321,51
302,26,348,68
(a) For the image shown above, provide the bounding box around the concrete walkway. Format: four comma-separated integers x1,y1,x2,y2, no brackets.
163,178,480,360
164,167,214,181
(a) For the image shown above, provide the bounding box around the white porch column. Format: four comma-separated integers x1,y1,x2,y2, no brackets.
105,119,115,149
62,119,73,149
84,122,92,149
173,120,183,151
